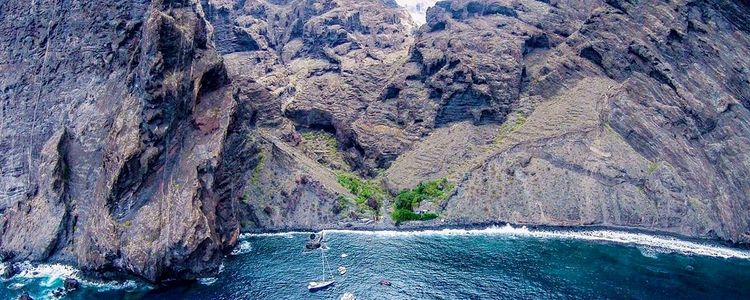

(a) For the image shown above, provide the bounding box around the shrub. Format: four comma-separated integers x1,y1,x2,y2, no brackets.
302,131,338,152
647,160,661,175
250,153,266,185
337,195,350,209
494,112,527,144
391,178,453,223
394,178,453,211
391,209,439,223
332,195,350,214
336,172,386,215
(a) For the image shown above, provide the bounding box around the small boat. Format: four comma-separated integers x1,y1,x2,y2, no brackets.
340,292,356,300
379,278,392,286
308,280,335,291
306,233,323,250
337,266,347,275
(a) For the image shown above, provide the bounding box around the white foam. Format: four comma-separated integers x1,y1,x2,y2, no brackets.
238,225,750,259
638,246,660,259
6,261,147,291
198,277,218,286
239,231,310,238
320,225,750,260
13,262,77,286
230,240,253,256
7,282,26,290
82,279,142,291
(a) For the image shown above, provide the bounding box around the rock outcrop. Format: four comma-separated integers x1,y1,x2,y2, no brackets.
0,0,237,281
0,0,749,282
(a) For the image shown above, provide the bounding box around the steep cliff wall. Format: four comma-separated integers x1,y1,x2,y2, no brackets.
0,0,238,281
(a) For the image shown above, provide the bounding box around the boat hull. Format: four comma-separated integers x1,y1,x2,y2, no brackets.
308,280,335,291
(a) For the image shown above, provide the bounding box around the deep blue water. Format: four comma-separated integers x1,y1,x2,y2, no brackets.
3,226,750,299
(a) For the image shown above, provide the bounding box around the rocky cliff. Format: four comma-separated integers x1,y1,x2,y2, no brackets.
1,0,749,281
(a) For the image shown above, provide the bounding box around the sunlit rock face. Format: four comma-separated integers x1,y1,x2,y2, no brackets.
395,0,439,25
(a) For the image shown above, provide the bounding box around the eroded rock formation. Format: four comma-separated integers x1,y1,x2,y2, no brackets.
0,0,237,281
1,0,749,281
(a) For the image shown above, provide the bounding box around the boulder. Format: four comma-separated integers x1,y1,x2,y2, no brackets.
64,278,80,291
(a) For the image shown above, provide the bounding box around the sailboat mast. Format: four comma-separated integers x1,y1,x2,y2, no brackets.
320,244,328,280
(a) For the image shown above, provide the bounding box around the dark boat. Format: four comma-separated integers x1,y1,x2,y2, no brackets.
379,278,392,286
306,233,323,250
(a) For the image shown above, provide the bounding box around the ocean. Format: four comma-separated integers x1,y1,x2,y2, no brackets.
3,225,750,299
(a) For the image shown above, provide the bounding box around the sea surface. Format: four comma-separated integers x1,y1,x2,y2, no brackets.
3,225,750,299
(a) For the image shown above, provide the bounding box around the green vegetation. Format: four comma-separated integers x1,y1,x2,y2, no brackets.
391,178,453,223
647,160,660,175
604,121,616,134
337,195,350,210
336,174,453,223
251,153,266,185
394,178,453,210
494,112,527,144
336,172,386,215
391,209,438,222
301,130,351,171
302,131,338,152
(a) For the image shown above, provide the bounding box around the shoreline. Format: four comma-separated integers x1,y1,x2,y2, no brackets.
2,221,749,294
241,220,750,250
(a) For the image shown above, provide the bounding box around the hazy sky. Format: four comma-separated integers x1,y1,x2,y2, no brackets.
394,0,439,25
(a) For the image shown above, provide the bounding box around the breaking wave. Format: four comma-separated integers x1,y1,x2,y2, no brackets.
323,225,750,259
239,231,309,238
242,225,750,259
0,261,145,292
230,240,253,256
197,277,218,286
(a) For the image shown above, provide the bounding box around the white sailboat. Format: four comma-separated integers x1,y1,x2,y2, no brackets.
308,233,335,291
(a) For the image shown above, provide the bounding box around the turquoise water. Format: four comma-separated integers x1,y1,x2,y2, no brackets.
3,226,750,299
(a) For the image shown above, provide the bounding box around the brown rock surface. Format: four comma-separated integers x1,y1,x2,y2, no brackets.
1,0,749,282
1,0,238,281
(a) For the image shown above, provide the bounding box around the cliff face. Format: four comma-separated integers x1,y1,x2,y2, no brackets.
1,0,749,281
0,0,237,281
